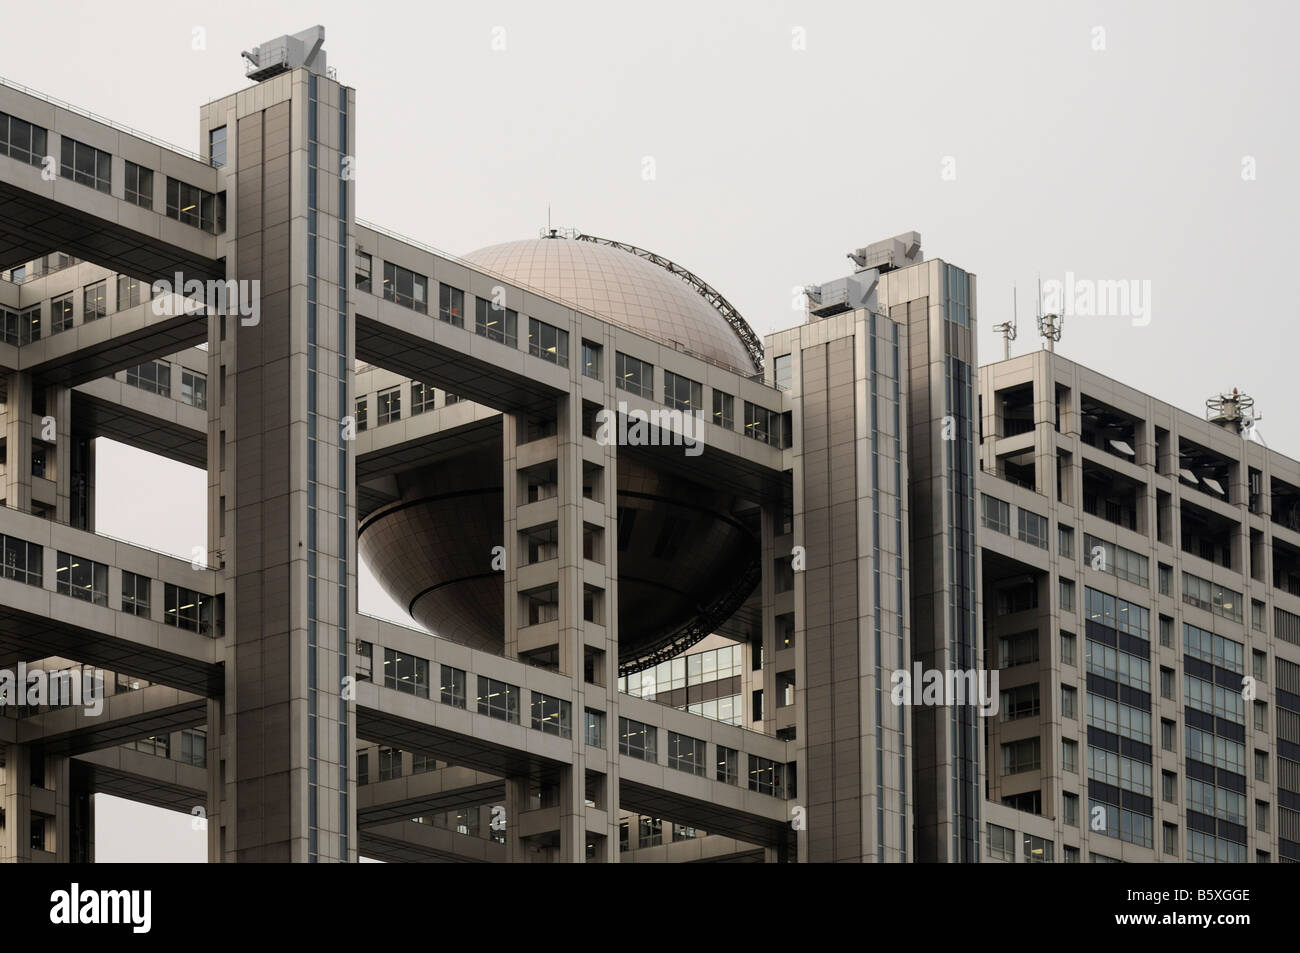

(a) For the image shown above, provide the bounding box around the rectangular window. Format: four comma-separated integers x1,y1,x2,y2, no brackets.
1083,534,1149,587
376,386,401,425
987,823,1015,861
744,401,784,447
383,648,429,698
1158,563,1172,596
1059,577,1075,611
712,390,734,430
527,317,568,365
1181,571,1243,622
0,110,49,166
999,683,1041,722
51,293,74,333
663,371,703,412
164,584,216,635
117,274,142,310
60,137,111,193
584,708,605,748
667,732,706,776
476,676,520,724
474,297,517,346
378,747,402,781
354,251,372,293
1062,738,1078,773
748,755,785,797
1160,666,1175,700
56,552,108,606
1060,630,1076,665
181,370,207,409
618,716,656,761
717,746,739,784
179,728,207,767
208,125,227,168
124,161,153,208
1163,823,1177,856
1058,525,1074,558
997,630,1039,668
530,692,572,738
1060,684,1077,719
83,281,107,321
981,494,1010,534
355,398,367,432
615,352,653,399
1159,615,1174,648
1001,737,1040,775
166,177,217,232
1018,509,1049,548
126,360,171,397
1024,834,1054,863
439,284,465,326
773,353,792,391
382,262,428,313
581,340,602,379
410,381,435,415
440,666,466,708
121,570,150,616
1161,718,1176,752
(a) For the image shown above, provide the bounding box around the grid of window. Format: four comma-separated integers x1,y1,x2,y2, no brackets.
1086,638,1151,693
530,692,572,738
0,111,48,166
440,666,466,708
584,708,605,748
528,317,568,365
999,683,1041,722
473,297,517,346
981,494,1010,534
439,284,465,326
383,262,428,313
663,371,702,412
667,732,706,776
166,177,217,232
124,161,153,208
1,535,43,587
82,281,107,321
60,137,111,193
121,570,150,616
56,552,108,606
988,823,1015,861
713,390,734,430
476,676,520,723
997,630,1038,668
0,306,41,346
618,717,656,761
615,352,653,398
581,340,601,379
126,360,170,397
1182,622,1244,673
1024,834,1054,863
410,381,435,414
1084,587,1150,640
377,386,401,425
51,293,73,333
383,648,429,697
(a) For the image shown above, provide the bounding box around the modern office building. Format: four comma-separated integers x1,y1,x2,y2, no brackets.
0,27,1293,863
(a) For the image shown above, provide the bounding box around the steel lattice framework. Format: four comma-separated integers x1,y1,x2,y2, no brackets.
573,233,765,374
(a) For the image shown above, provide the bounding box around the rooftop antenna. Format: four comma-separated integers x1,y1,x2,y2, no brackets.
992,286,1018,360
1206,387,1264,445
1036,276,1063,352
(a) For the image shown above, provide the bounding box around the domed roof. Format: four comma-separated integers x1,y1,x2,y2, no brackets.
462,237,759,374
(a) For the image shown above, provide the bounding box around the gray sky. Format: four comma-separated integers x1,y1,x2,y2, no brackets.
7,0,1295,860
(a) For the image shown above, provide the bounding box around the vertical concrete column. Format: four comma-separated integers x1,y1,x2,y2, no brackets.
501,413,520,662
0,745,69,861
51,385,71,524
0,745,34,862
2,370,33,512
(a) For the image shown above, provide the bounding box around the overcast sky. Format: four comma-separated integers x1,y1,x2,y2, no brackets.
5,0,1295,860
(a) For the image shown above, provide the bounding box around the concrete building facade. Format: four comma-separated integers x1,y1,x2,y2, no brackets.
0,27,1294,863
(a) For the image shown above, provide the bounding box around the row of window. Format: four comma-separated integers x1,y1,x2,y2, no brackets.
122,359,206,407
0,112,222,230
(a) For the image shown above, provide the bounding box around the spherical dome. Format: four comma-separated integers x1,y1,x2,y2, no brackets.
462,237,758,374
